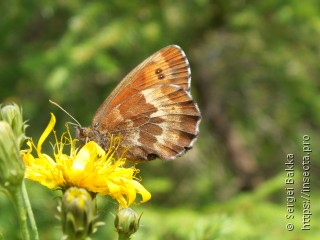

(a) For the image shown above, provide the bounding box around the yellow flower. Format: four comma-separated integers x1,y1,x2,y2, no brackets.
21,113,151,208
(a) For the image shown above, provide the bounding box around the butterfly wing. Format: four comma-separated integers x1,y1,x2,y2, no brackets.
92,45,201,161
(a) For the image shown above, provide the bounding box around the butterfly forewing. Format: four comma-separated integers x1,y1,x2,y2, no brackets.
83,45,201,162
92,45,191,123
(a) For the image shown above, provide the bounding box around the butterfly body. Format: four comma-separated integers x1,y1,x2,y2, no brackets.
77,45,201,162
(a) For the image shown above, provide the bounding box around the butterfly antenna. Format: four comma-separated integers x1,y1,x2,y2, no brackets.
49,99,82,128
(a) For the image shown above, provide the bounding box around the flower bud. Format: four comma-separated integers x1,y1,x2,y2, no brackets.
0,103,27,147
0,121,25,190
61,187,96,240
114,207,141,238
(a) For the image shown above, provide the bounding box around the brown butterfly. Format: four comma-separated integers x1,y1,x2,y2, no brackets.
77,45,201,162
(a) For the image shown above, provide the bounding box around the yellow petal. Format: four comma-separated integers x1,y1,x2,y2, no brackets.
37,113,56,153
72,141,104,171
132,180,151,203
22,151,61,189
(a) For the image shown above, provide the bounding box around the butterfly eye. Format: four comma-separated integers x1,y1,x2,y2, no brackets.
75,127,85,139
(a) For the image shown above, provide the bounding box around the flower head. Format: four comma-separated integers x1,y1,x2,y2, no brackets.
0,103,27,148
0,121,25,191
21,113,151,208
114,207,141,239
60,187,97,240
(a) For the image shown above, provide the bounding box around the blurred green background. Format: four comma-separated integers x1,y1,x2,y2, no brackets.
1,0,320,239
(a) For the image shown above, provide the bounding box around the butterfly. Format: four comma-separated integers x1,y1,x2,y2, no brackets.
77,45,201,162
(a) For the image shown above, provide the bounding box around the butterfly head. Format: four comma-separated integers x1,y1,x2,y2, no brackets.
75,124,112,153
75,126,88,143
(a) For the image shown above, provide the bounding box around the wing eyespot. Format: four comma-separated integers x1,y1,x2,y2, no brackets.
155,68,165,80
155,68,162,74
158,74,165,80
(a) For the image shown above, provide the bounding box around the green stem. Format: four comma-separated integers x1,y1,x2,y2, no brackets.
10,184,30,240
22,181,39,240
118,233,131,240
